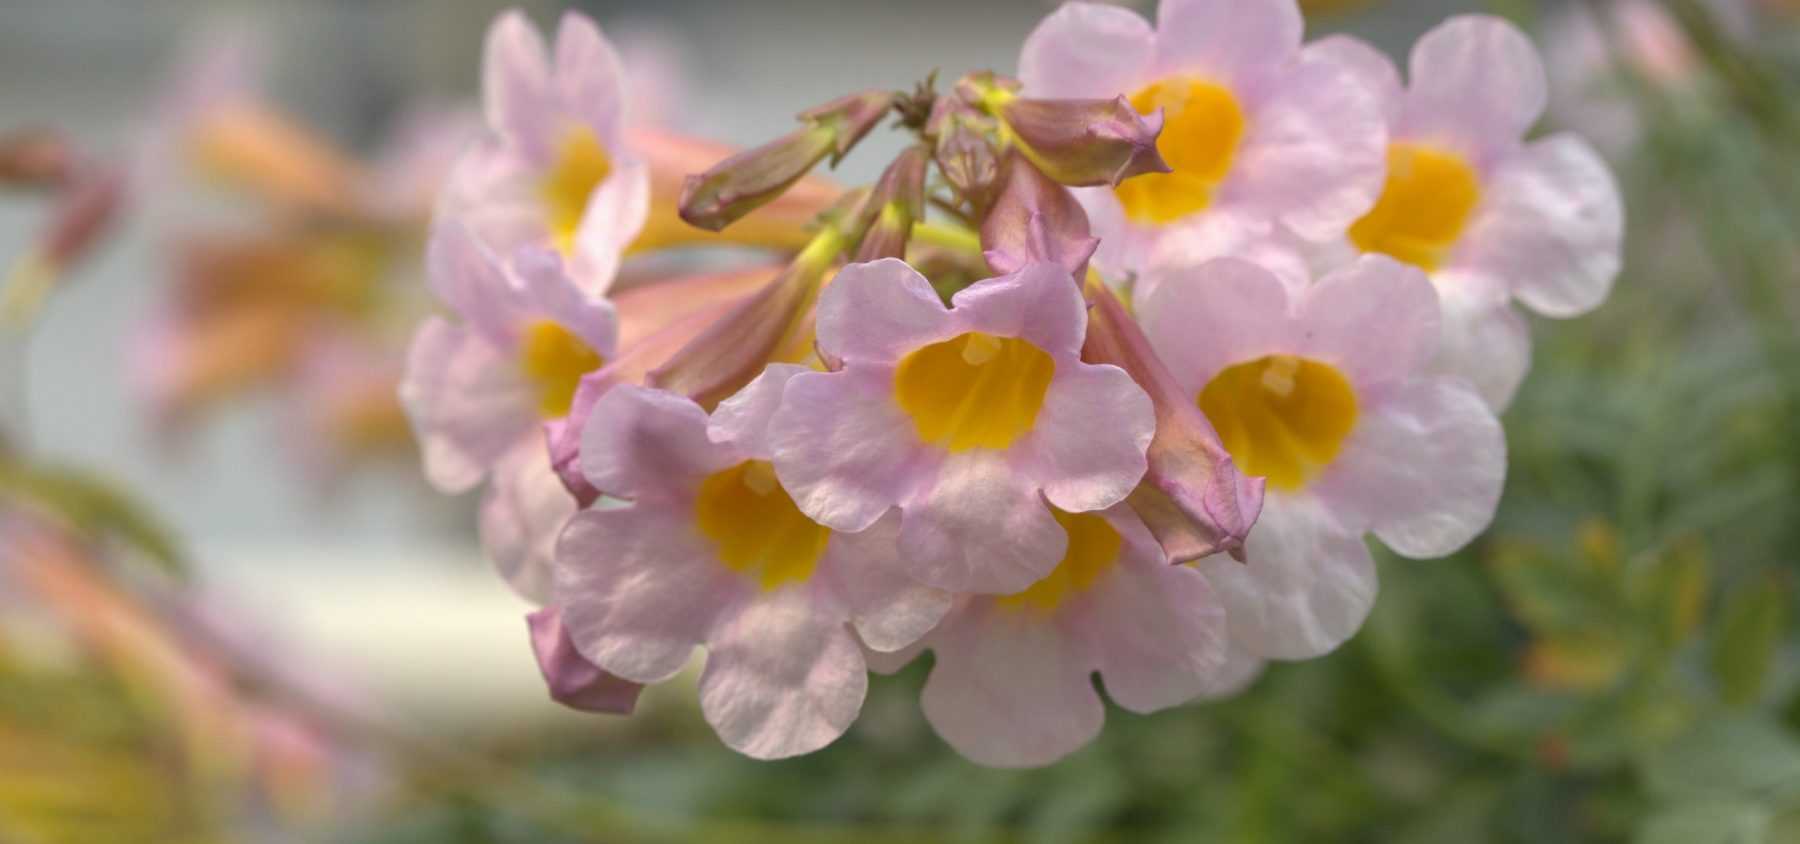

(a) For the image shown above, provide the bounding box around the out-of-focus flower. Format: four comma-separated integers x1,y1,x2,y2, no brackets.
1310,18,1624,408
439,9,649,295
1017,0,1387,277
1137,255,1505,658
904,505,1226,768
400,223,615,601
555,383,949,758
767,259,1155,595
283,331,414,487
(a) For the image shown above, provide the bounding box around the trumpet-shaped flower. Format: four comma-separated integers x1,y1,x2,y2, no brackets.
1314,17,1623,407
400,222,616,602
1017,0,1386,277
900,506,1226,768
554,377,950,759
440,10,649,295
1137,255,1505,659
767,259,1155,594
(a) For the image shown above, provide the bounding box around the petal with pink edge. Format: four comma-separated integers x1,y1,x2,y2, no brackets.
1400,15,1547,165
1025,363,1154,514
770,369,922,533
1430,273,1532,410
1314,379,1505,559
509,247,619,355
482,10,555,161
1088,521,1227,713
813,259,950,367
527,607,644,715
555,504,744,683
921,609,1103,768
1295,255,1440,390
569,161,649,296
709,363,807,457
1454,134,1623,318
1136,257,1294,395
1200,495,1377,659
480,442,575,605
578,385,736,503
1305,35,1403,126
947,262,1089,359
698,590,867,759
1018,2,1155,99
900,450,1068,595
824,513,952,653
399,317,535,493
553,11,627,150
1222,43,1387,240
1152,0,1302,91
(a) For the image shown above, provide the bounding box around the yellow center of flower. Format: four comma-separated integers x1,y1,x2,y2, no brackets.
1198,355,1358,492
893,332,1056,452
538,125,612,255
1114,78,1247,225
996,510,1123,613
1348,143,1483,272
693,460,831,590
518,320,603,418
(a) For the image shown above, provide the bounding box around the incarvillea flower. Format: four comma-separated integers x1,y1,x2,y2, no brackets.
1138,255,1505,658
1016,0,1387,277
401,222,615,601
394,0,1623,767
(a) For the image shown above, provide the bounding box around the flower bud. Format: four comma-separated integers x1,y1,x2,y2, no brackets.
854,146,928,262
527,607,643,715
678,90,893,232
961,72,1169,188
980,151,1098,279
928,99,1001,214
1083,281,1264,563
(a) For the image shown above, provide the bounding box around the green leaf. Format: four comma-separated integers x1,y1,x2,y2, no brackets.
1641,717,1800,805
1711,576,1790,707
1636,800,1767,844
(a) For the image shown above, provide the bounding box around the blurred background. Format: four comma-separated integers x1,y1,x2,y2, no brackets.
2,0,1798,841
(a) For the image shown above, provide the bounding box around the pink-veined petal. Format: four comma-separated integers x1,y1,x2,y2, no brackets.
1199,495,1377,659
698,590,867,759
1018,2,1156,99
921,607,1103,768
399,317,535,493
899,450,1067,595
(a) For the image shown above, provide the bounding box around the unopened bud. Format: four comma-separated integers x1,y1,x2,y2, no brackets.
527,607,643,715
854,146,928,262
929,99,1001,215
981,151,1098,279
961,73,1169,188
679,91,894,232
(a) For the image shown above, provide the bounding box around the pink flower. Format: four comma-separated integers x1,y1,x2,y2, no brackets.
1310,17,1624,408
399,222,615,602
1017,0,1387,277
767,259,1156,594
439,10,650,295
1138,255,1506,658
554,379,949,758
897,506,1227,768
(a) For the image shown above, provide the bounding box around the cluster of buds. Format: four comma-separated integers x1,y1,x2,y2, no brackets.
405,2,1622,767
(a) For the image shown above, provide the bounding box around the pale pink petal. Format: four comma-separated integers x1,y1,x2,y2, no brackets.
1305,35,1403,126
1222,44,1387,240
1087,521,1227,713
482,10,555,161
1191,645,1266,701
1141,213,1312,300
1018,2,1155,99
480,443,574,604
861,636,928,675
1431,274,1532,410
770,369,922,533
437,140,552,267
1136,257,1294,394
569,160,650,296
1313,379,1506,558
899,450,1067,595
425,218,524,347
553,11,627,150
527,607,644,714
822,513,952,652
1295,255,1440,390
921,607,1103,768
947,262,1088,359
708,363,807,457
698,590,867,759
1400,15,1547,165
510,246,619,355
813,258,951,366
399,317,535,493
1076,186,1161,279
1152,0,1302,92
1200,496,1377,659
1452,134,1623,318
555,504,744,683
1025,364,1154,513
577,385,737,503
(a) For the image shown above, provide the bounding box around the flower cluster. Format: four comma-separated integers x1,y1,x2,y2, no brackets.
404,2,1621,767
